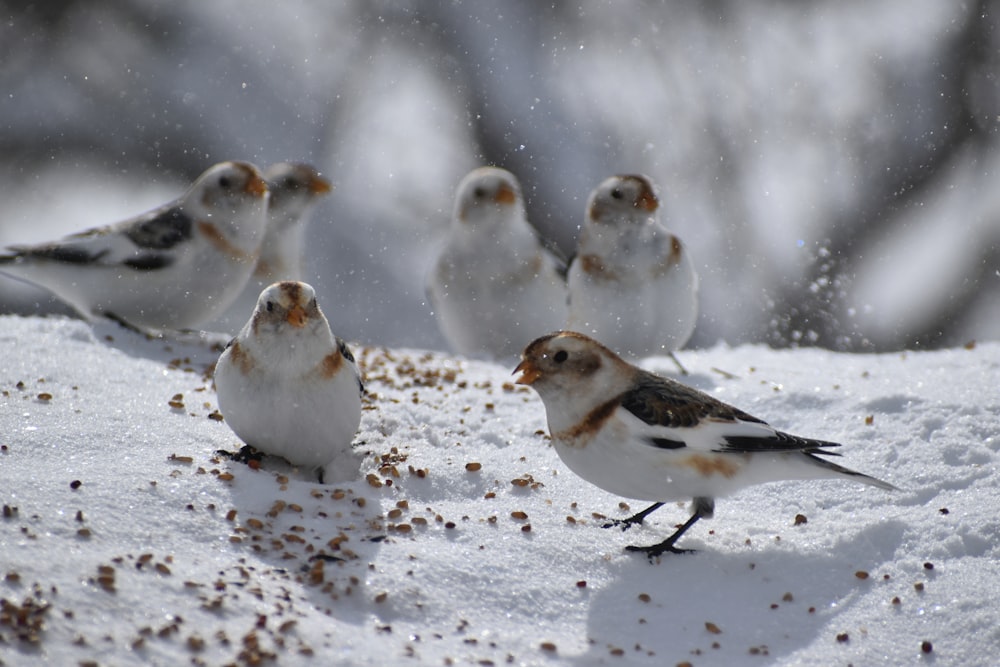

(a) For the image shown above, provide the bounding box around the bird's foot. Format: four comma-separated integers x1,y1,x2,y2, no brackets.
602,516,644,531
216,444,263,465
625,542,696,559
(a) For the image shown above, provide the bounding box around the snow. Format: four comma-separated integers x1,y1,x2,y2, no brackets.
2,314,998,665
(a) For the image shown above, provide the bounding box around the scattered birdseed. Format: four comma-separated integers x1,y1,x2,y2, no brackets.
855,571,870,580
540,642,557,652
704,622,721,634
794,514,808,526
465,462,482,472
836,633,849,643
921,641,933,653
70,480,82,490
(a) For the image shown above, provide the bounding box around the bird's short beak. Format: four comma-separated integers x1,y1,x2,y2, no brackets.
309,175,333,195
513,359,540,385
246,174,269,198
286,305,308,328
637,190,659,212
494,183,517,206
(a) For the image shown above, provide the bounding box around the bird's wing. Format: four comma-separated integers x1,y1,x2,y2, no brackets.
5,204,194,271
619,372,842,456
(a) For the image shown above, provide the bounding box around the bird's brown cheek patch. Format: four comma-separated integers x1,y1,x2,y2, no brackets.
197,221,257,262
681,454,741,478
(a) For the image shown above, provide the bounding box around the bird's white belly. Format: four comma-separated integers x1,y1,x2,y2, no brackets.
217,366,361,469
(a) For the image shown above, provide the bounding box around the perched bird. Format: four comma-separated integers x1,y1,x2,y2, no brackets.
0,161,269,332
214,281,364,484
428,166,568,360
206,162,332,332
514,331,896,558
566,174,698,372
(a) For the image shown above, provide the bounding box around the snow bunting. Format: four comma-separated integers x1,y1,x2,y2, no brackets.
566,174,698,372
207,162,332,332
427,166,567,359
515,331,896,558
0,161,269,332
214,281,363,484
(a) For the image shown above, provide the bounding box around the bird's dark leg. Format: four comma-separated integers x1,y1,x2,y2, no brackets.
667,351,689,376
104,312,158,338
625,497,715,559
602,502,665,530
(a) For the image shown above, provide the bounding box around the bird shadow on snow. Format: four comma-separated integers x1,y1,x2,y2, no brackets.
90,318,231,368
576,518,907,665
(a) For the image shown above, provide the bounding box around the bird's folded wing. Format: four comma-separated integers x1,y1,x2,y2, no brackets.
6,205,192,269
619,374,842,456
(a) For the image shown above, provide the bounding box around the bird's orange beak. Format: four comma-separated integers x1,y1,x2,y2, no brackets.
637,189,658,212
286,304,308,328
245,174,269,198
513,359,541,385
309,175,333,195
494,183,517,206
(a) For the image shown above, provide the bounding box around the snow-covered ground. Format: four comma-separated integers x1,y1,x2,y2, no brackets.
2,314,997,666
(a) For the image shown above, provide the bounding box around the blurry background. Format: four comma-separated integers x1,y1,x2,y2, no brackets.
1,0,998,352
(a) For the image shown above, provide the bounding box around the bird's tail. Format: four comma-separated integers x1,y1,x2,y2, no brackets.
807,453,898,491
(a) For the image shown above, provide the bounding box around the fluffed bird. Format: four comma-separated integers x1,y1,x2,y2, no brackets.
515,331,896,558
428,166,567,360
567,174,698,372
214,281,364,484
0,161,270,332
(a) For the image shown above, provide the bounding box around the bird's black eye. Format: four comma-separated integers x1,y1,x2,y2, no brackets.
265,301,274,312
219,175,233,189
473,186,487,199
309,298,317,309
553,350,568,363
284,176,299,190
610,188,623,200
